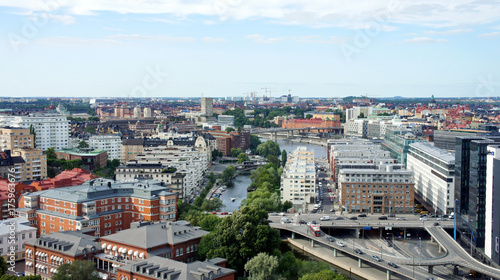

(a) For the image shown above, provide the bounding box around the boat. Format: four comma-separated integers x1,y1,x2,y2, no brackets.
231,197,236,202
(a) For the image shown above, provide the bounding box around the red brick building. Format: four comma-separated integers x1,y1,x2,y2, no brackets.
282,118,342,133
205,130,250,156
30,168,97,191
17,178,177,237
0,179,37,219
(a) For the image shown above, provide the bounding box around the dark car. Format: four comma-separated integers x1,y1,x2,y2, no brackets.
372,255,382,262
311,209,317,213
388,262,399,268
388,213,396,217
335,217,344,220
358,213,367,217
311,221,317,224
299,220,307,225
326,236,335,242
349,216,358,220
354,248,363,254
378,216,388,220
433,222,440,226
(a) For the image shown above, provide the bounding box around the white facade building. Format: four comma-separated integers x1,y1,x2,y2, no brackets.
143,107,152,118
88,134,123,161
280,147,316,212
133,106,141,118
486,145,500,265
407,142,455,214
0,113,69,151
0,217,37,261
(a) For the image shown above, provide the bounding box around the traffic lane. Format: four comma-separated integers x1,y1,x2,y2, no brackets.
269,213,453,225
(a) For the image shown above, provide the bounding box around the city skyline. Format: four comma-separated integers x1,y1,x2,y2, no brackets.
1,1,500,98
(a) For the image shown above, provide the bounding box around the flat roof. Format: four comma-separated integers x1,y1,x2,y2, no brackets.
410,142,455,163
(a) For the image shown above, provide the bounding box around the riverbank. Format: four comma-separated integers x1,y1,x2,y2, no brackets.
286,238,410,280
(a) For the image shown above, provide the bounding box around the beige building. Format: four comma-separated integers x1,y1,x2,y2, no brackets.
121,138,145,163
0,127,34,151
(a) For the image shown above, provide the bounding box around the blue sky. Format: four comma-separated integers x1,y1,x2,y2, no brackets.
0,0,500,99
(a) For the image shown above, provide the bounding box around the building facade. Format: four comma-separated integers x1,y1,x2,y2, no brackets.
17,178,177,237
121,138,144,164
88,134,122,161
407,142,455,215
381,128,422,167
55,148,108,171
0,217,37,261
486,145,500,266
201,98,214,117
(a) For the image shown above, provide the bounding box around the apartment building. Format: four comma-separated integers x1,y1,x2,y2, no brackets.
0,217,36,261
54,148,108,171
0,126,34,151
338,164,415,214
121,138,144,163
88,134,122,161
0,113,70,151
116,163,186,199
24,230,101,279
17,178,178,237
407,142,455,215
205,130,250,156
280,147,316,212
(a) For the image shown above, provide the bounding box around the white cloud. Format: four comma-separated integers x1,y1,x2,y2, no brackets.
28,13,76,25
245,34,285,44
424,28,473,35
34,36,121,46
1,0,500,29
478,31,500,37
202,37,226,43
107,34,195,43
404,37,449,43
294,35,350,45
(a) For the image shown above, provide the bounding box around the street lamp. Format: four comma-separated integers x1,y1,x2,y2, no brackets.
419,236,421,250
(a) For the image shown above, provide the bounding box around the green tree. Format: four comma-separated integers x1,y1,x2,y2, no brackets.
52,260,100,280
281,149,287,167
84,126,96,134
221,165,237,187
211,149,221,161
45,147,57,159
300,270,349,280
256,141,281,158
1,276,42,280
200,198,224,212
47,167,57,178
282,200,293,212
197,206,281,276
225,127,235,133
245,252,279,280
266,155,279,167
358,112,365,119
199,214,222,231
230,148,242,157
237,153,250,163
305,114,313,119
250,135,262,152
77,140,89,149
298,261,331,277
87,116,100,122
208,172,217,184
0,256,7,275
277,251,300,280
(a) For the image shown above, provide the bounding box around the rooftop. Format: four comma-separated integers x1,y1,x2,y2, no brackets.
409,142,455,163
55,148,107,156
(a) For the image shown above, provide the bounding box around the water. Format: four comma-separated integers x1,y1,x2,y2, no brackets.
220,173,252,212
262,138,328,159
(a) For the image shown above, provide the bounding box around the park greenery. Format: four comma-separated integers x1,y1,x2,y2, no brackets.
52,260,100,280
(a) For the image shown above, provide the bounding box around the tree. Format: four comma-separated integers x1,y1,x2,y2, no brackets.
45,147,57,159
200,198,224,212
225,127,235,133
277,251,300,280
237,153,250,163
230,148,242,158
221,165,237,187
250,135,262,151
0,256,7,275
84,126,96,134
197,206,281,276
266,155,279,167
305,114,313,119
199,214,222,231
282,200,293,212
52,260,100,280
300,270,349,280
77,140,89,149
87,116,100,122
47,167,57,178
358,112,365,119
256,141,280,158
298,261,331,277
245,253,279,280
211,149,221,161
281,149,287,167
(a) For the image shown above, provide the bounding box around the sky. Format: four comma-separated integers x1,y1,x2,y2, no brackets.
0,0,500,99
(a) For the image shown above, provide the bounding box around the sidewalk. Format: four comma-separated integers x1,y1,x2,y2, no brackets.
287,238,409,280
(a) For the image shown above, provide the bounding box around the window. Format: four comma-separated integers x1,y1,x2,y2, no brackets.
176,249,179,257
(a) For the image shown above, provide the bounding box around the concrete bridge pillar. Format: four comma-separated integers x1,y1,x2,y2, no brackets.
380,228,383,239
333,249,337,257
428,266,433,274
310,239,314,248
273,132,277,142
438,245,442,253
356,228,360,239
358,258,362,268
291,232,295,239
403,228,407,239
386,270,391,280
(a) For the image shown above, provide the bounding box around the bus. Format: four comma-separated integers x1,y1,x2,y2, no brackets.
309,224,321,237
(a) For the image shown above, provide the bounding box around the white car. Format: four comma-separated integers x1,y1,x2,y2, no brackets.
336,241,345,247
420,217,428,221
396,217,406,220
320,216,330,221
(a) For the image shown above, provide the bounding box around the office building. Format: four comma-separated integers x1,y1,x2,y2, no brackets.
407,142,455,215
88,134,122,161
486,145,500,265
17,178,178,237
0,113,70,151
434,129,492,151
201,98,214,117
0,217,36,261
280,147,316,212
338,163,415,214
381,128,422,167
217,115,235,126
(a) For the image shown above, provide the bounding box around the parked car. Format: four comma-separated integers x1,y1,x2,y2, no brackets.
388,262,399,268
326,236,335,242
378,216,388,220
358,213,367,217
354,248,363,254
336,241,345,247
372,255,382,262
311,209,318,213
311,221,317,224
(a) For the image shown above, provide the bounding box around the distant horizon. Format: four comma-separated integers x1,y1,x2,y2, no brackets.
1,1,499,98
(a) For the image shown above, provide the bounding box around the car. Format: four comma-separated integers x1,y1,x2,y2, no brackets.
358,213,367,217
330,208,335,212
378,216,388,220
299,220,307,225
326,236,335,242
336,241,345,247
320,216,330,221
311,221,317,224
388,214,396,217
14,272,25,277
335,217,344,220
212,211,217,214
388,262,399,268
433,222,440,226
269,212,278,216
437,217,447,221
396,217,406,220
311,209,318,213
426,277,435,280
279,212,285,216
420,217,428,221
220,212,229,215
372,255,382,262
354,248,363,254
349,216,358,220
